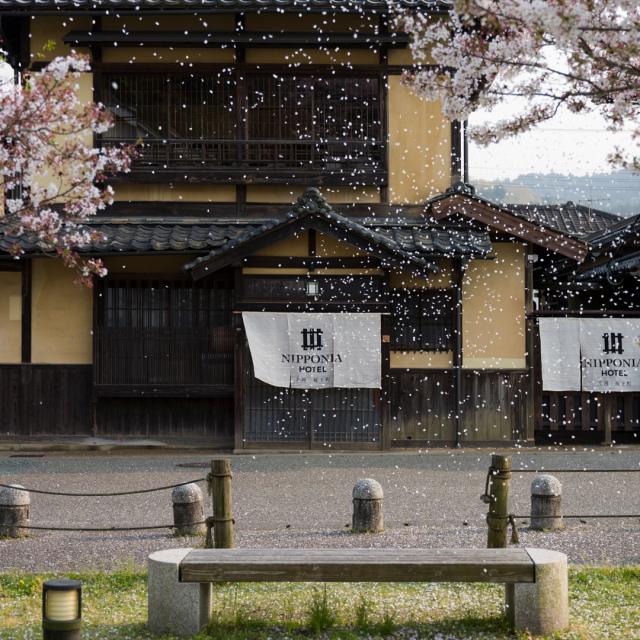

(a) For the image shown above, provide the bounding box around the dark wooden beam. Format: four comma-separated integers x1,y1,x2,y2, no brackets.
242,256,382,268
430,194,588,262
235,302,390,313
90,62,434,76
308,229,316,257
21,259,31,363
63,29,409,49
92,385,234,398
105,170,388,186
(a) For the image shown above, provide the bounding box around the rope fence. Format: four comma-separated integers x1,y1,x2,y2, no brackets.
0,478,207,497
0,522,206,532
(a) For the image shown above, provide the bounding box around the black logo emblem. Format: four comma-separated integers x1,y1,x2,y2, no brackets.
301,328,323,351
603,332,624,354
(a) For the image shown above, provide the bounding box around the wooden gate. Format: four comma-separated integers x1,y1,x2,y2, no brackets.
243,347,381,449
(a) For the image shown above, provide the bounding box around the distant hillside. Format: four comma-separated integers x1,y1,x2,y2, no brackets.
472,169,640,216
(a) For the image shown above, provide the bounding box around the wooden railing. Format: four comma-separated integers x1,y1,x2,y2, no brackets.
99,138,386,173
93,327,234,393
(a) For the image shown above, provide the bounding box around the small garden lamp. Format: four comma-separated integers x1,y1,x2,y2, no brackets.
42,579,82,640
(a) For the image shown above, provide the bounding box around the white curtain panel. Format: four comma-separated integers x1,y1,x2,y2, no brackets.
242,312,290,388
580,318,640,392
539,318,581,391
243,312,382,389
333,313,381,388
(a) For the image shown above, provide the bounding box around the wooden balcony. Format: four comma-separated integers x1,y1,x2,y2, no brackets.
99,138,387,185
93,327,234,397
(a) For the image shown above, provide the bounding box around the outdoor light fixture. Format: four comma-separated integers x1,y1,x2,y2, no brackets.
42,579,82,640
306,280,319,297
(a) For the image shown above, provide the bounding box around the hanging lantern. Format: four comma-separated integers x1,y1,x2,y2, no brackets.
42,579,82,640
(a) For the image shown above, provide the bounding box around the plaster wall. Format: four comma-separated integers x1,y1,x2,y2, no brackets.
387,76,451,203
102,48,235,64
247,186,380,204
112,185,236,202
30,16,92,61
462,243,526,369
31,260,93,364
0,272,22,363
390,351,452,369
390,260,453,289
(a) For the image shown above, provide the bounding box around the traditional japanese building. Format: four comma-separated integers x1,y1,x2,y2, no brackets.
532,209,640,445
0,1,588,450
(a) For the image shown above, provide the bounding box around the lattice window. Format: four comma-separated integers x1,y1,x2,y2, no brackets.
102,74,235,141
97,279,234,329
390,289,455,352
246,76,380,141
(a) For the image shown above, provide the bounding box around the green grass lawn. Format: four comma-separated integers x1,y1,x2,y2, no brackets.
0,565,638,639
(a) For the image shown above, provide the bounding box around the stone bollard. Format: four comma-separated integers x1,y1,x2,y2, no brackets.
172,484,206,536
530,475,562,530
352,478,383,533
0,484,30,538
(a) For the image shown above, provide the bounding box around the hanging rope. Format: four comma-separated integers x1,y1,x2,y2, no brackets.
0,521,206,533
486,513,520,545
0,478,206,497
205,471,233,498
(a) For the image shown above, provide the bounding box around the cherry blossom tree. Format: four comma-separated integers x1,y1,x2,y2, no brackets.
397,0,640,172
1,53,132,286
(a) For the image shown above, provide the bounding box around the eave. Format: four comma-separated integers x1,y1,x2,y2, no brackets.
428,192,589,263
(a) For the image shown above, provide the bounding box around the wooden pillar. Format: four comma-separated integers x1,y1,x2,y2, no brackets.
21,259,31,364
487,454,511,549
525,245,535,441
381,311,391,451
210,458,234,549
233,309,245,452
602,393,612,445
450,120,462,184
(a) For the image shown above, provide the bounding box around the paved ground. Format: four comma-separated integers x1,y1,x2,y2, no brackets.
1,448,639,571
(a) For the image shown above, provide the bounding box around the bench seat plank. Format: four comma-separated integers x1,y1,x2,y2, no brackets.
181,549,535,584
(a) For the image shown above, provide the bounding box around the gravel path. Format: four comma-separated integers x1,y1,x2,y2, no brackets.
1,450,639,571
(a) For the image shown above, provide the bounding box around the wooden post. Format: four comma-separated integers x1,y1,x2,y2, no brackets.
487,454,511,549
602,394,612,445
210,458,234,549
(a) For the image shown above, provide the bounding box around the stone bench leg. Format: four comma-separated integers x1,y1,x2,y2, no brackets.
148,549,211,637
505,548,568,636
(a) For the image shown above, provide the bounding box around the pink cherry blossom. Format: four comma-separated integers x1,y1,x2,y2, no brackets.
1,54,133,286
396,0,640,173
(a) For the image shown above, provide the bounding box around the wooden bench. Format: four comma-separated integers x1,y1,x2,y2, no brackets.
148,548,568,637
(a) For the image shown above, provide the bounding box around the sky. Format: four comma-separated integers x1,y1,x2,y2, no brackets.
468,101,636,182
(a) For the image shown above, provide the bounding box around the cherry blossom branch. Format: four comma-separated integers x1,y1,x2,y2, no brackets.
0,54,134,286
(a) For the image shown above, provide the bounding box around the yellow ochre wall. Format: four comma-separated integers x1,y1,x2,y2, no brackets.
462,243,526,369
388,76,451,203
112,185,236,203
31,260,93,364
30,16,92,62
0,272,22,363
247,186,380,204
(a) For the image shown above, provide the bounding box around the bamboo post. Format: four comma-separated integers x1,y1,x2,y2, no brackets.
487,454,511,549
210,458,234,549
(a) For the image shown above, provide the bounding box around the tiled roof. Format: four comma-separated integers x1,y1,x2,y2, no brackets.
182,188,491,273
507,202,623,238
0,0,451,9
0,192,492,262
